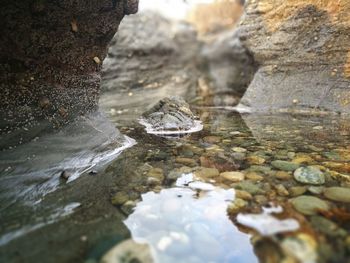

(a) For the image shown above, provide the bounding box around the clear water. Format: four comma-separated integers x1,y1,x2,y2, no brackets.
1,86,350,263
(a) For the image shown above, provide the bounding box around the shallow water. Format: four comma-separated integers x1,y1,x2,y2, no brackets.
1,89,350,263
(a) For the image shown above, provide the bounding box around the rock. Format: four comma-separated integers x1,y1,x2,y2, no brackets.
1,0,135,132
175,157,197,167
232,147,247,153
194,167,219,178
245,172,264,181
247,155,266,165
147,168,164,182
247,165,272,175
220,171,245,182
60,170,71,180
111,192,129,206
281,234,317,263
237,0,350,114
289,186,307,197
275,184,289,196
290,195,330,215
227,198,247,215
310,216,347,237
292,155,314,165
167,167,193,181
121,200,137,215
100,239,153,263
235,190,253,201
323,187,350,203
203,136,221,144
271,160,300,171
140,96,201,134
308,186,324,195
275,171,292,180
294,166,325,185
234,181,263,195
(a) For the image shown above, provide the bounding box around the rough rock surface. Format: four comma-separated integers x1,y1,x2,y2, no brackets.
238,0,350,113
0,0,138,133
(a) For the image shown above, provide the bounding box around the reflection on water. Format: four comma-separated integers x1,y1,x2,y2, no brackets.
124,174,257,263
0,112,135,246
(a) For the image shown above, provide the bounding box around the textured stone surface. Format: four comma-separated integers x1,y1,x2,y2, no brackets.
0,0,138,133
238,0,350,113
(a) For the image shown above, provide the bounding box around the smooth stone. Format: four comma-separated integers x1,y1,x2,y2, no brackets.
275,171,292,180
175,157,197,167
231,147,247,153
203,136,221,144
294,166,325,185
275,184,289,196
194,167,219,178
323,187,350,203
234,189,253,200
310,216,347,237
111,192,129,206
289,186,307,197
227,198,247,215
291,195,330,215
245,172,264,181
234,181,263,195
271,160,300,171
147,168,164,181
308,186,324,195
167,166,192,181
247,155,266,165
220,171,245,182
247,165,272,174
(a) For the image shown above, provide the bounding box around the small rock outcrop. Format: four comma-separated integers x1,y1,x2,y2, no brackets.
140,96,202,135
238,0,350,113
0,0,138,133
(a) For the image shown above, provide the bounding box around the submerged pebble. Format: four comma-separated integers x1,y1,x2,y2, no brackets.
220,171,245,182
290,195,329,215
294,166,325,185
323,187,350,203
271,160,299,171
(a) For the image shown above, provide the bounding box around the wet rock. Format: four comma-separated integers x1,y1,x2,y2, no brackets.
281,234,317,263
289,186,307,196
247,155,266,165
271,160,299,171
194,167,219,178
227,198,247,215
203,136,221,144
275,184,289,196
294,166,325,185
220,171,245,182
231,147,247,153
323,187,350,203
60,170,71,181
199,155,239,172
275,171,292,180
111,192,129,206
310,216,347,237
308,186,324,195
247,165,272,175
167,167,193,182
235,190,253,201
147,168,164,182
245,172,264,181
234,181,264,195
140,97,201,134
121,200,137,215
175,157,197,167
290,195,329,215
100,239,153,263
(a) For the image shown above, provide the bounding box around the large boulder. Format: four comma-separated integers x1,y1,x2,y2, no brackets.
238,0,350,113
0,0,138,133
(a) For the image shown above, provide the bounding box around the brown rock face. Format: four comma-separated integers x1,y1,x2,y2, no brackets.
0,0,138,132
238,0,350,113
